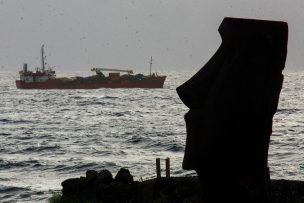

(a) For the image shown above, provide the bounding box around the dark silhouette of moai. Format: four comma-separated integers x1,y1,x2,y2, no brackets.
177,17,288,203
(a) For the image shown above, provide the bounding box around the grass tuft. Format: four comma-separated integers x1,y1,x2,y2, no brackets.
48,194,62,203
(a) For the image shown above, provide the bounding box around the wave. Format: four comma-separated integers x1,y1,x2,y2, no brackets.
165,143,184,152
0,159,41,170
0,160,28,169
53,161,117,172
0,185,35,203
77,100,107,106
20,145,61,153
277,108,301,114
0,118,10,123
0,119,31,124
0,185,29,194
0,133,11,136
126,136,144,144
103,96,119,100
143,140,184,152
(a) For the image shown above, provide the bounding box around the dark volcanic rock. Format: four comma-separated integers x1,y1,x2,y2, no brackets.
59,174,304,203
96,169,114,184
86,170,98,182
61,178,81,197
61,168,135,202
115,168,133,184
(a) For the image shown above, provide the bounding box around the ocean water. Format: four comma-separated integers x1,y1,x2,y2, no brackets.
0,70,304,202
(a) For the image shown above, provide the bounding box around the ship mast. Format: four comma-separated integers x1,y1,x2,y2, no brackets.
41,44,45,72
149,56,152,76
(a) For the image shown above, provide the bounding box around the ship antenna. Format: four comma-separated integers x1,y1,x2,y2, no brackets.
41,44,45,72
149,56,152,76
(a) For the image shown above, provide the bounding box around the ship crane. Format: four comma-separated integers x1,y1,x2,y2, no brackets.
91,68,133,74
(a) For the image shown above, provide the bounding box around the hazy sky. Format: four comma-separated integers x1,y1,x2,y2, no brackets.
0,0,303,73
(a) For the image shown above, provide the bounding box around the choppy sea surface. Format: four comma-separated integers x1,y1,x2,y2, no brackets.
0,70,304,202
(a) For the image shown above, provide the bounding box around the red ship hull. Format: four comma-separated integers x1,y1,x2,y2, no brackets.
16,76,166,89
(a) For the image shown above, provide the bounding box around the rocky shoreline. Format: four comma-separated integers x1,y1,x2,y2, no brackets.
49,168,304,203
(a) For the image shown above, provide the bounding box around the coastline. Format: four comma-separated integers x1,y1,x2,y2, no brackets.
49,169,304,203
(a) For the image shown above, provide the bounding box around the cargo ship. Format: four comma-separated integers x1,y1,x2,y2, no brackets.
16,45,166,89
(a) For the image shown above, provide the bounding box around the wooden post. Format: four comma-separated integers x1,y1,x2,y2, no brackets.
156,158,161,179
165,158,170,178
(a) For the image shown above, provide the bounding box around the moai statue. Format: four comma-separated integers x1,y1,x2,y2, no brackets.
177,17,288,203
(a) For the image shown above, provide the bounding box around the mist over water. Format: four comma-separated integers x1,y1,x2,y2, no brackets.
0,70,303,202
